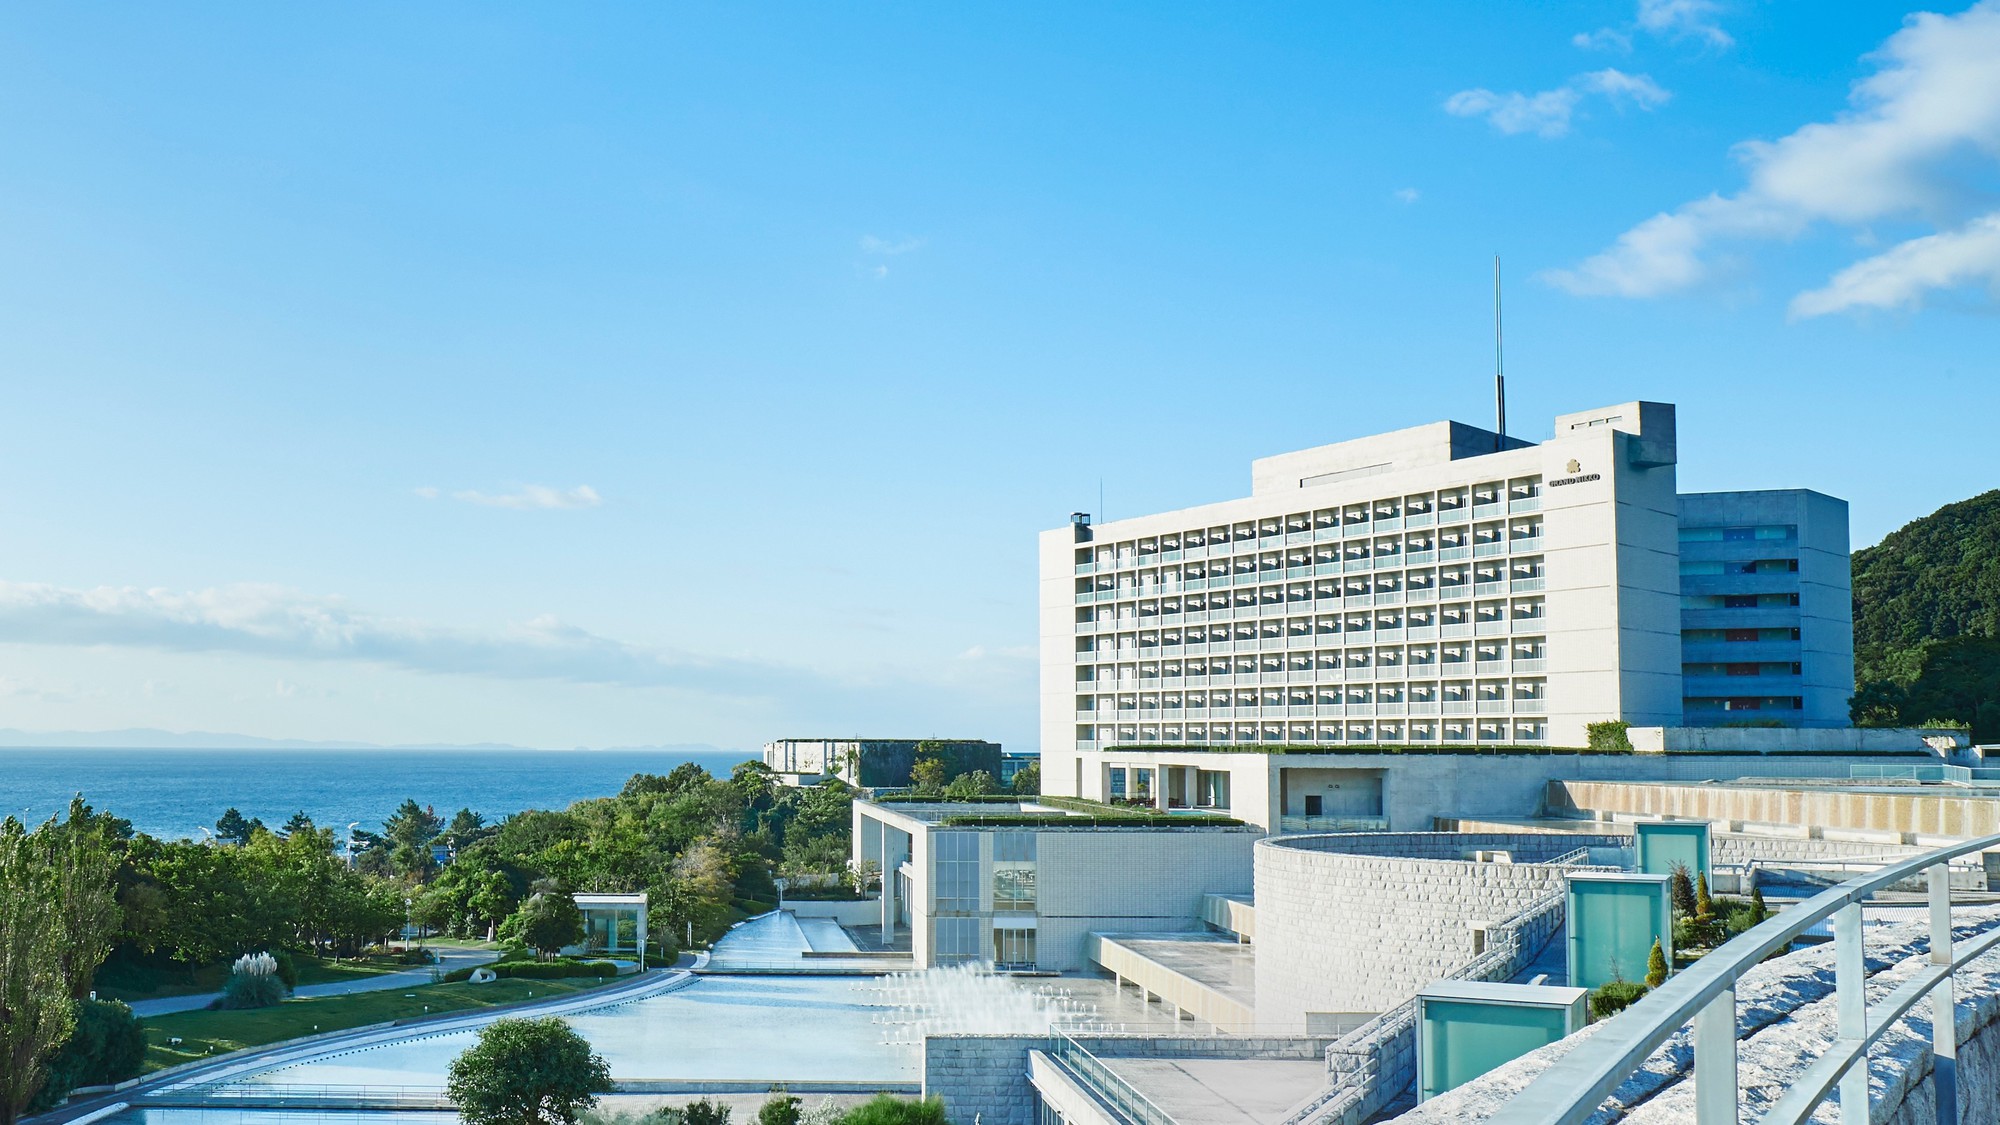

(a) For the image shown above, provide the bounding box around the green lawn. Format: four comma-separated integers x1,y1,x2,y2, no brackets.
100,944,488,1003
140,975,615,1073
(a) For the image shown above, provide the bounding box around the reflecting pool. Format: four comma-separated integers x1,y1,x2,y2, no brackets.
240,976,914,1085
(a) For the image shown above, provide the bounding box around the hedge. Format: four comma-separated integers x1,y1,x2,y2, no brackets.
442,957,621,983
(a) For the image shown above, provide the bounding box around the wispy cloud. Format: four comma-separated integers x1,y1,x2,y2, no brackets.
1393,187,1421,205
0,580,803,699
1576,0,1731,52
418,484,603,510
1637,0,1733,47
857,234,924,281
860,235,924,256
1544,2,2000,318
1445,69,1669,139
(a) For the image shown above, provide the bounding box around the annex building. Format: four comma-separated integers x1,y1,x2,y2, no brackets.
1038,400,1857,802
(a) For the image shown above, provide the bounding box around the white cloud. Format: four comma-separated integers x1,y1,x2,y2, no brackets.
1577,0,1730,54
1546,2,2000,316
1445,68,1669,138
0,580,802,698
1637,0,1734,47
1572,27,1634,52
1790,213,2000,317
413,486,440,499
448,485,602,510
860,235,924,256
1394,187,1421,205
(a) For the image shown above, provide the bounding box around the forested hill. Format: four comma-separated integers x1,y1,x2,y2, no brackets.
1850,489,2000,740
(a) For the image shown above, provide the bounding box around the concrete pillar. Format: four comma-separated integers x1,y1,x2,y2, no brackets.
881,828,897,942
636,905,648,971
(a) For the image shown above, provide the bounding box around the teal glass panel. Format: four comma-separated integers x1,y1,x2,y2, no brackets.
1419,998,1571,1100
1634,822,1710,883
1567,880,1667,991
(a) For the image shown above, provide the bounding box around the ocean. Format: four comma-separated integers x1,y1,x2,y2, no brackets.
0,747,757,840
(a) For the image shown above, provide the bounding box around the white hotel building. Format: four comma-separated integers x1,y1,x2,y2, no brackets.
1038,401,1856,801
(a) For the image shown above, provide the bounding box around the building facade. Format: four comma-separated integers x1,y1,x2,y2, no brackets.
853,799,1258,971
1677,490,1854,727
762,738,1003,788
1038,402,1860,799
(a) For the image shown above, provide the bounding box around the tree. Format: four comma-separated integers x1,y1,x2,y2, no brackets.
943,771,996,800
446,1017,611,1125
215,808,255,846
516,892,584,960
1750,885,1770,925
907,759,947,797
385,799,446,880
443,809,490,852
280,811,316,838
1668,863,1697,919
1645,938,1669,989
1011,763,1041,796
1694,872,1715,920
43,798,123,997
0,817,73,1125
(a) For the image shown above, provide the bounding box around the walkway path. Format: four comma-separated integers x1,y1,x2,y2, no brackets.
128,946,501,1017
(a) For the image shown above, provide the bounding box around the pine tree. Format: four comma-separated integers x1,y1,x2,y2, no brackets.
1695,871,1715,920
1668,863,1697,918
1645,937,1669,989
1750,884,1769,924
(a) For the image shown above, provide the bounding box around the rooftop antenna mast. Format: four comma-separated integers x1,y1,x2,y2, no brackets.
1494,254,1507,451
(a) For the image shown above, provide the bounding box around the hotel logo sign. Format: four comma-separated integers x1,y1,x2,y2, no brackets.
1549,458,1602,488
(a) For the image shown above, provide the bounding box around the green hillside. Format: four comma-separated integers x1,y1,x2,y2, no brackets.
1850,489,2000,741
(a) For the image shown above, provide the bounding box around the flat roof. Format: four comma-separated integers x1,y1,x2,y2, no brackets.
1099,1057,1327,1125
1092,933,1258,1011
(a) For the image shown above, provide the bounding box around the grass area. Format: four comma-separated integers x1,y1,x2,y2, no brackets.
139,975,615,1073
101,944,492,1003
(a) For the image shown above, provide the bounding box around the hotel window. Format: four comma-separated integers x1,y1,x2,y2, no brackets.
992,833,1036,913
1107,768,1127,800
1133,768,1154,799
934,917,980,963
933,833,981,913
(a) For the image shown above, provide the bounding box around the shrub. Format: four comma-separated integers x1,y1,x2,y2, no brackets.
835,1095,948,1125
443,958,620,984
758,1092,801,1125
682,1098,730,1125
270,949,300,990
1750,885,1769,924
1646,938,1669,989
1010,762,1041,796
220,951,288,1009
1585,720,1634,753
1694,872,1714,920
30,999,147,1110
1590,981,1648,1020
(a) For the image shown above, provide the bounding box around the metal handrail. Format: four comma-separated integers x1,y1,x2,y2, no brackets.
1048,1030,1177,1125
1492,829,2000,1125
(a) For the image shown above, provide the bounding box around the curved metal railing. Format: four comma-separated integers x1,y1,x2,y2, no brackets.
1491,829,2000,1125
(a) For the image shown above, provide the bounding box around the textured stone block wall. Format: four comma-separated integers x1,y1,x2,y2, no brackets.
1252,833,1623,1031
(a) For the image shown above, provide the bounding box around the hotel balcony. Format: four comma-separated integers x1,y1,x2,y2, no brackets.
1681,640,1800,663
1681,607,1802,631
1683,673,1805,698
1680,573,1803,597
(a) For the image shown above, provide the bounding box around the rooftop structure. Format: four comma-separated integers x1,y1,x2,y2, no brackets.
762,738,1002,789
1041,401,1868,810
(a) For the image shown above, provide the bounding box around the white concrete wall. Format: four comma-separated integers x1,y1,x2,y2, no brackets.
1252,832,1625,1032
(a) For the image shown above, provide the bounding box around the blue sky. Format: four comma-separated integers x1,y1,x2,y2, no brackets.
1,1,1995,751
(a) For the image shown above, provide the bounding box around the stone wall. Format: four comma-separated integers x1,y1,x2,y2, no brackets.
1550,779,2000,841
1252,832,1624,1032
